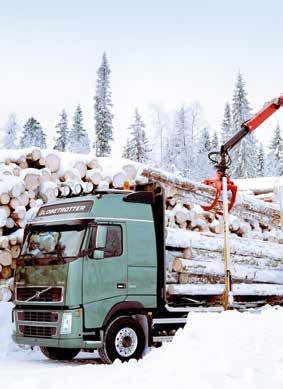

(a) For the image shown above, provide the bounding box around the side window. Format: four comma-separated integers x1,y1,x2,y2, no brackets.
89,225,122,258
105,226,122,258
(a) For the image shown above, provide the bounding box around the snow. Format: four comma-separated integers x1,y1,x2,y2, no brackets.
1,302,283,389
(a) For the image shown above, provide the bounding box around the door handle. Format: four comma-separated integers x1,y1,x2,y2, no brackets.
117,283,126,289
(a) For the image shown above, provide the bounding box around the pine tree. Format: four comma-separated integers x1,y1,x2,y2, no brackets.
199,128,211,153
221,103,232,144
94,53,113,157
171,106,189,176
211,130,219,150
257,143,265,177
3,113,18,149
20,117,47,148
122,138,132,159
230,72,258,178
124,109,150,163
267,123,281,176
68,105,90,154
54,109,69,151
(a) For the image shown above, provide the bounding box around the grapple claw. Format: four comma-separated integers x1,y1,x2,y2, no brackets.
201,172,237,213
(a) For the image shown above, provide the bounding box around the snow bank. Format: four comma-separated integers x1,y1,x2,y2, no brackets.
0,302,19,356
1,302,283,389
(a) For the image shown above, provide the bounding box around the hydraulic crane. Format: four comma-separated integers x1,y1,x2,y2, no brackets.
202,96,283,212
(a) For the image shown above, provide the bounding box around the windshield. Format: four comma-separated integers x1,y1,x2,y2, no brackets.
18,224,86,266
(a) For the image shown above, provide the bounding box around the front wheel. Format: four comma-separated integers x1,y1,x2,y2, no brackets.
99,316,145,363
40,346,80,361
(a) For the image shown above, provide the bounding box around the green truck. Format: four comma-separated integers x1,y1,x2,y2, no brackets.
11,182,260,363
13,183,193,362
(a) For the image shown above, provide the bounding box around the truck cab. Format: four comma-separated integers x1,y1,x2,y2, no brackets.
13,184,173,363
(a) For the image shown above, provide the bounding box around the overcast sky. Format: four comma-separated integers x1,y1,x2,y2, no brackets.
0,0,282,155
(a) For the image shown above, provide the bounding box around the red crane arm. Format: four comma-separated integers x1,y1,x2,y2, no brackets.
202,95,283,212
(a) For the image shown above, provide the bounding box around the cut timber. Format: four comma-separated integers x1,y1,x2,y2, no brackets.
0,193,10,205
85,169,103,185
142,167,281,229
123,164,137,180
167,283,283,296
44,153,60,172
39,182,58,202
166,228,283,261
112,171,127,188
0,250,12,266
87,159,102,170
11,245,21,259
12,206,26,220
1,266,12,280
73,161,87,178
0,286,12,301
23,173,41,191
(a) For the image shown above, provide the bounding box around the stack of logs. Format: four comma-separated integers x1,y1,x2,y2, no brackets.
0,150,282,301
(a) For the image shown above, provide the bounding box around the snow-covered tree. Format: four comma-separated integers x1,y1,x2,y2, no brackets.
230,73,258,178
150,104,171,167
257,143,265,177
68,105,90,154
170,106,190,176
124,109,150,163
122,138,131,159
266,123,281,176
199,128,211,153
211,130,219,150
54,109,69,151
221,102,232,144
94,53,113,157
2,113,18,149
20,117,47,148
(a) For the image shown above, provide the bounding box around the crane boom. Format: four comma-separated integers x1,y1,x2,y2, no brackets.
202,95,283,212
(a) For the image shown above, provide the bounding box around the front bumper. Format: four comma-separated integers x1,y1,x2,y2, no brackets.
13,307,101,349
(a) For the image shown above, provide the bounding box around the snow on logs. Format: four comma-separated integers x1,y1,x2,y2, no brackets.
0,148,282,301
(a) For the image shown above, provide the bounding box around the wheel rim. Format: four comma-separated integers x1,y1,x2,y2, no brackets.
114,327,138,357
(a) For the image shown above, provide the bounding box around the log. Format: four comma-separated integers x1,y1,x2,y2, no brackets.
1,266,12,280
74,161,87,178
6,217,15,229
0,209,7,227
0,193,10,205
0,286,12,301
12,206,26,220
112,171,127,188
44,153,60,172
0,236,9,249
18,192,30,207
123,164,137,180
9,198,21,210
11,245,21,259
0,250,12,266
142,167,281,229
85,169,103,185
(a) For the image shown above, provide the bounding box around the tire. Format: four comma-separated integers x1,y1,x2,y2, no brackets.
101,316,145,363
40,346,80,361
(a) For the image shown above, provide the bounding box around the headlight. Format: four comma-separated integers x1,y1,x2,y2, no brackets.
60,312,72,335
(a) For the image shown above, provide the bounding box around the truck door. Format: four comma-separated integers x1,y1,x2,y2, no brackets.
82,223,128,328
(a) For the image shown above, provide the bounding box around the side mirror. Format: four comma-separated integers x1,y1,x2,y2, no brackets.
96,225,107,249
93,250,104,259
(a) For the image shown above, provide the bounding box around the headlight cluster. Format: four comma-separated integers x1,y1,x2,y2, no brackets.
60,312,73,334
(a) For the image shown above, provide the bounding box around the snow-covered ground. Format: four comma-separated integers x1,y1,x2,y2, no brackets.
1,302,283,389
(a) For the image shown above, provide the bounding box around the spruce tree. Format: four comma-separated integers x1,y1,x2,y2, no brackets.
124,109,150,163
199,128,211,153
211,130,219,150
171,107,189,176
221,103,232,144
3,113,18,149
267,123,281,176
258,143,265,177
20,117,47,148
231,72,258,178
94,53,113,157
54,109,69,151
122,138,132,159
68,105,91,154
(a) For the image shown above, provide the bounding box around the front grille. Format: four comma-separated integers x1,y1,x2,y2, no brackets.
19,325,56,338
16,287,63,303
17,311,59,323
